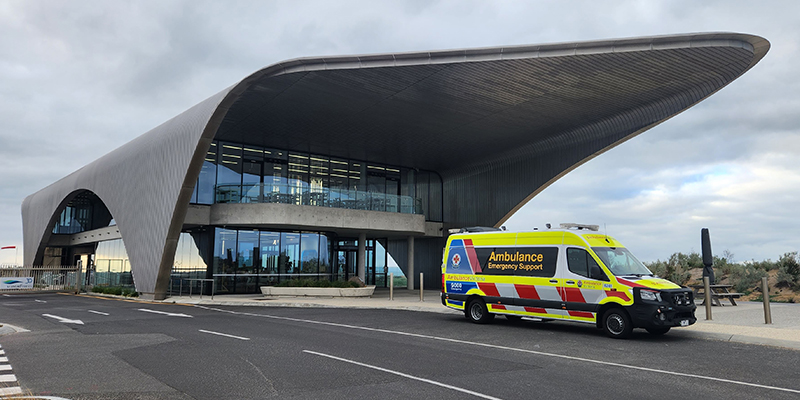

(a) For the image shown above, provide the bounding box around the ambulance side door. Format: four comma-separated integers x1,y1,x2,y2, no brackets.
560,247,611,323
513,232,567,320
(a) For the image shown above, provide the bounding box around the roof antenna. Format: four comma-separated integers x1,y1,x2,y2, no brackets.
604,223,610,243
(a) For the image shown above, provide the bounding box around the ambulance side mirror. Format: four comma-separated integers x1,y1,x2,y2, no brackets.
590,265,608,281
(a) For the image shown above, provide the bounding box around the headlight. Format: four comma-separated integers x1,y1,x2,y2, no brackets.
640,289,662,302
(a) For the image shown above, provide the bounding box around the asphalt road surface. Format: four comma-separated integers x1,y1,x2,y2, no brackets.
1,293,799,400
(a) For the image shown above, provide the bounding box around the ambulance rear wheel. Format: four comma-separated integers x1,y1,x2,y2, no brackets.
602,308,632,339
646,327,670,335
466,298,494,324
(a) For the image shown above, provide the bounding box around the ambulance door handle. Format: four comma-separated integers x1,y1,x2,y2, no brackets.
566,280,575,285
549,279,558,284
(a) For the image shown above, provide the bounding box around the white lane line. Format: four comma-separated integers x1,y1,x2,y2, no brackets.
0,364,11,371
137,308,192,318
2,294,11,297
88,310,110,316
304,350,503,399
41,314,84,325
0,349,4,355
34,299,46,303
198,329,250,341
0,357,7,362
198,306,800,395
0,386,23,396
0,374,17,382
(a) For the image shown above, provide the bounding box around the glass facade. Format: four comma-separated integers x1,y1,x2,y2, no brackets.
190,140,443,221
180,227,390,294
210,228,335,294
93,239,133,288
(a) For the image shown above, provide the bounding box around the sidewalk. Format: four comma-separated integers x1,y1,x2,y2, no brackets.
163,288,800,350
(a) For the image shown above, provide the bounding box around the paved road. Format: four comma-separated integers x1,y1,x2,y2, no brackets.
1,293,799,399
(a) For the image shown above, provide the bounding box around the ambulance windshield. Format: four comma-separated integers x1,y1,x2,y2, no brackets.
592,247,653,277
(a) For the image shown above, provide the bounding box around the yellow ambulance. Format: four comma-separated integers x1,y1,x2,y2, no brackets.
440,224,696,339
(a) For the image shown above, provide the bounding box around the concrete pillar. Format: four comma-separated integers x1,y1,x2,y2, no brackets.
357,232,366,282
407,235,415,290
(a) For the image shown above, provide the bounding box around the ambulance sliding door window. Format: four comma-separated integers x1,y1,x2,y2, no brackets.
567,248,608,281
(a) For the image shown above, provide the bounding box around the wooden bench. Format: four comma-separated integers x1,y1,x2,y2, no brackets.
712,292,743,306
690,284,742,306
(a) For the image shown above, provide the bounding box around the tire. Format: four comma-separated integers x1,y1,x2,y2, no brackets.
465,298,494,324
602,308,633,339
505,315,523,322
646,327,670,335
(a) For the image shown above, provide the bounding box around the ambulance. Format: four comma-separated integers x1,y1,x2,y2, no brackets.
440,224,697,339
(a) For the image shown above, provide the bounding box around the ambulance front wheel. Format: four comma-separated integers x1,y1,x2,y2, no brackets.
602,308,633,339
466,298,494,324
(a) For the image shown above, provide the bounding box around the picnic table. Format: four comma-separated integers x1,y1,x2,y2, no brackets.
690,284,743,306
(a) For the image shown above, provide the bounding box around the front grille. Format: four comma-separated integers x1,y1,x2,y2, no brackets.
668,291,693,306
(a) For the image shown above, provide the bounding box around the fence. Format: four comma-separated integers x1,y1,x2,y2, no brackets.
0,265,81,293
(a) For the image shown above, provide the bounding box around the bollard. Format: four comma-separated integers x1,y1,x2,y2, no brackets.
762,277,772,324
419,272,424,302
703,276,712,320
389,273,394,300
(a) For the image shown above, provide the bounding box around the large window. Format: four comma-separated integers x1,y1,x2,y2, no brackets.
216,143,243,203
93,239,133,288
192,140,444,221
200,228,338,294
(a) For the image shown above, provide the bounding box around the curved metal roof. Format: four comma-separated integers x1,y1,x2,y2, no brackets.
21,32,769,298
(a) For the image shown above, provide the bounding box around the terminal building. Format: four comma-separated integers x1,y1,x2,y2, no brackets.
21,33,768,300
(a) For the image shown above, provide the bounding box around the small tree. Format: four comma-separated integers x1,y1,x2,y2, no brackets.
776,252,800,289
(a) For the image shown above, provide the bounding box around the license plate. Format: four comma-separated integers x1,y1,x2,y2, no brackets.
680,319,689,327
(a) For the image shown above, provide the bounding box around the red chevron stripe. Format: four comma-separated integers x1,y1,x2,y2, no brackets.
569,311,594,318
524,307,547,313
477,282,500,297
605,290,631,302
617,278,646,288
562,287,587,303
492,305,507,310
514,284,540,300
464,239,482,274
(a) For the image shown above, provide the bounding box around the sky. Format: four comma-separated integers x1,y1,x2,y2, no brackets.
0,0,797,265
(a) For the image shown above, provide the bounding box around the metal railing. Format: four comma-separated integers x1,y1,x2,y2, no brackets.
168,277,215,299
215,183,423,215
0,265,81,293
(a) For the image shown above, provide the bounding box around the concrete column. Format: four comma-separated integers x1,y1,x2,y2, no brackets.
357,232,366,282
407,235,415,290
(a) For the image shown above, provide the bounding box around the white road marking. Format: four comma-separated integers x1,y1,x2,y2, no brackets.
198,329,250,341
34,299,46,303
198,306,800,395
0,364,11,371
137,308,192,318
0,386,22,396
41,314,84,325
0,374,17,382
88,310,110,316
2,294,10,297
0,349,4,355
0,357,6,362
304,350,503,400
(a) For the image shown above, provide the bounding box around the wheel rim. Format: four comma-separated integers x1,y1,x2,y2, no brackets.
607,314,624,335
470,303,483,320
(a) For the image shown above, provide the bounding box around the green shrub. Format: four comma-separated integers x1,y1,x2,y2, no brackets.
644,252,697,285
90,286,138,297
727,263,768,293
776,252,800,288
